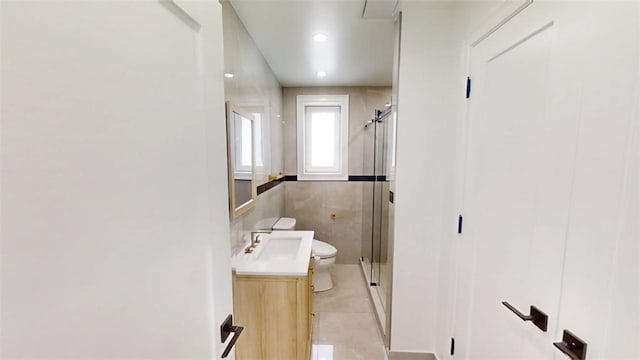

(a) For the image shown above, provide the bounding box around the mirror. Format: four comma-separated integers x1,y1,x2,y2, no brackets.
226,101,257,219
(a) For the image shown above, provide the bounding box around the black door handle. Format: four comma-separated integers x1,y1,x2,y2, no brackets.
554,329,587,360
502,301,548,332
220,314,244,359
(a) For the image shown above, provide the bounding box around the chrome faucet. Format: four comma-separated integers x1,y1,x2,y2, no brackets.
244,230,272,254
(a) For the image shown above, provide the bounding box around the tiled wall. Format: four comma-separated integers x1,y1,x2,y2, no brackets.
229,185,285,256
222,1,285,254
285,182,364,264
282,87,391,264
282,87,392,176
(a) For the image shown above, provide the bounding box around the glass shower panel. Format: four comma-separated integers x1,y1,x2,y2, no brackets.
360,118,374,283
371,181,382,285
361,107,392,312
371,112,389,307
377,108,396,312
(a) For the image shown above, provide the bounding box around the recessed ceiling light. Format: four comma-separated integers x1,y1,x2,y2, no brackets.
316,71,327,78
224,73,234,78
313,33,327,42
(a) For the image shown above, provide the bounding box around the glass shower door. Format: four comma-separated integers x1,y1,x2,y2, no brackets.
360,107,392,312
371,109,390,309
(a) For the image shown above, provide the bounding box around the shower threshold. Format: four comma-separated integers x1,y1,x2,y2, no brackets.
359,258,386,333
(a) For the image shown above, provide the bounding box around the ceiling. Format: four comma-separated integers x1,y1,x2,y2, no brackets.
228,0,397,87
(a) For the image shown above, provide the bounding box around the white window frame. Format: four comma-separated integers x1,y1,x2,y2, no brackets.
296,95,349,181
233,112,254,179
231,96,271,182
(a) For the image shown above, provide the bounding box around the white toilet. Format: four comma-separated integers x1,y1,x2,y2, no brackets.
272,217,338,292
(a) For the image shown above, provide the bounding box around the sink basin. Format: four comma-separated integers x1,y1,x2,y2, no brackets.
257,237,303,261
231,230,314,276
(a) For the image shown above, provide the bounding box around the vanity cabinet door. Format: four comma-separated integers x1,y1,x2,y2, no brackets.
232,273,311,360
298,268,312,360
308,261,314,348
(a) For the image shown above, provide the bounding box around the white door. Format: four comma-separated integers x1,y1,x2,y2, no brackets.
454,1,640,360
554,2,639,359
454,2,598,359
1,1,235,358
598,115,639,360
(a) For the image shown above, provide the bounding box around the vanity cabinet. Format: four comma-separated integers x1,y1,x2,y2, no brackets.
232,265,313,360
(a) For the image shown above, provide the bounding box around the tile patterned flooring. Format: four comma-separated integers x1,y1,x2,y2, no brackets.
311,264,388,360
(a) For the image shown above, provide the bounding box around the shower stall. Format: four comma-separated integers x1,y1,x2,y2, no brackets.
361,105,396,335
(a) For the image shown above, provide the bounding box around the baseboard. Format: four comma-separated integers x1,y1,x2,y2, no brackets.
387,351,437,360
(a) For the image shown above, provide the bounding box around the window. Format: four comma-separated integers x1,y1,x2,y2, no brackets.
251,112,264,168
233,112,253,175
297,95,349,180
234,96,271,180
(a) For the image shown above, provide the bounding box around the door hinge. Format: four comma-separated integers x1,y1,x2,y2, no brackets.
457,215,463,234
466,77,471,98
450,337,456,356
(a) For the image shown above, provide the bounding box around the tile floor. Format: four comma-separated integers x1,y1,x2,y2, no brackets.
311,264,388,360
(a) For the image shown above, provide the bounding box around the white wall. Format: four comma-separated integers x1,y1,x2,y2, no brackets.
1,1,233,358
391,2,459,354
222,0,284,183
391,1,507,356
221,0,286,255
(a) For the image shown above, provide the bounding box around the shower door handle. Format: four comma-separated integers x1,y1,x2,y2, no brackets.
502,301,548,332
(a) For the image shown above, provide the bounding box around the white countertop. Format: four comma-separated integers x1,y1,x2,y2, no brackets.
231,230,314,276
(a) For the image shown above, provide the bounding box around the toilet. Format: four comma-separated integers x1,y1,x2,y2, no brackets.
272,217,338,292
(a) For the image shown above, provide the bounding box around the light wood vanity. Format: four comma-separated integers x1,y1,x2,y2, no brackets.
232,265,313,359
230,230,315,360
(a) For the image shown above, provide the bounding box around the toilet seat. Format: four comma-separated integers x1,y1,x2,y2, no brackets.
312,240,337,259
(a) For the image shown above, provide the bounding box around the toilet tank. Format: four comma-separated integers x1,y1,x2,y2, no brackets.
272,217,296,230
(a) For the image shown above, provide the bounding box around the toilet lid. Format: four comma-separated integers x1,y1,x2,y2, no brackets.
272,217,296,230
312,240,337,258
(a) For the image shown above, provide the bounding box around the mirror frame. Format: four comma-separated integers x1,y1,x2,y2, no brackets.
226,101,257,219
